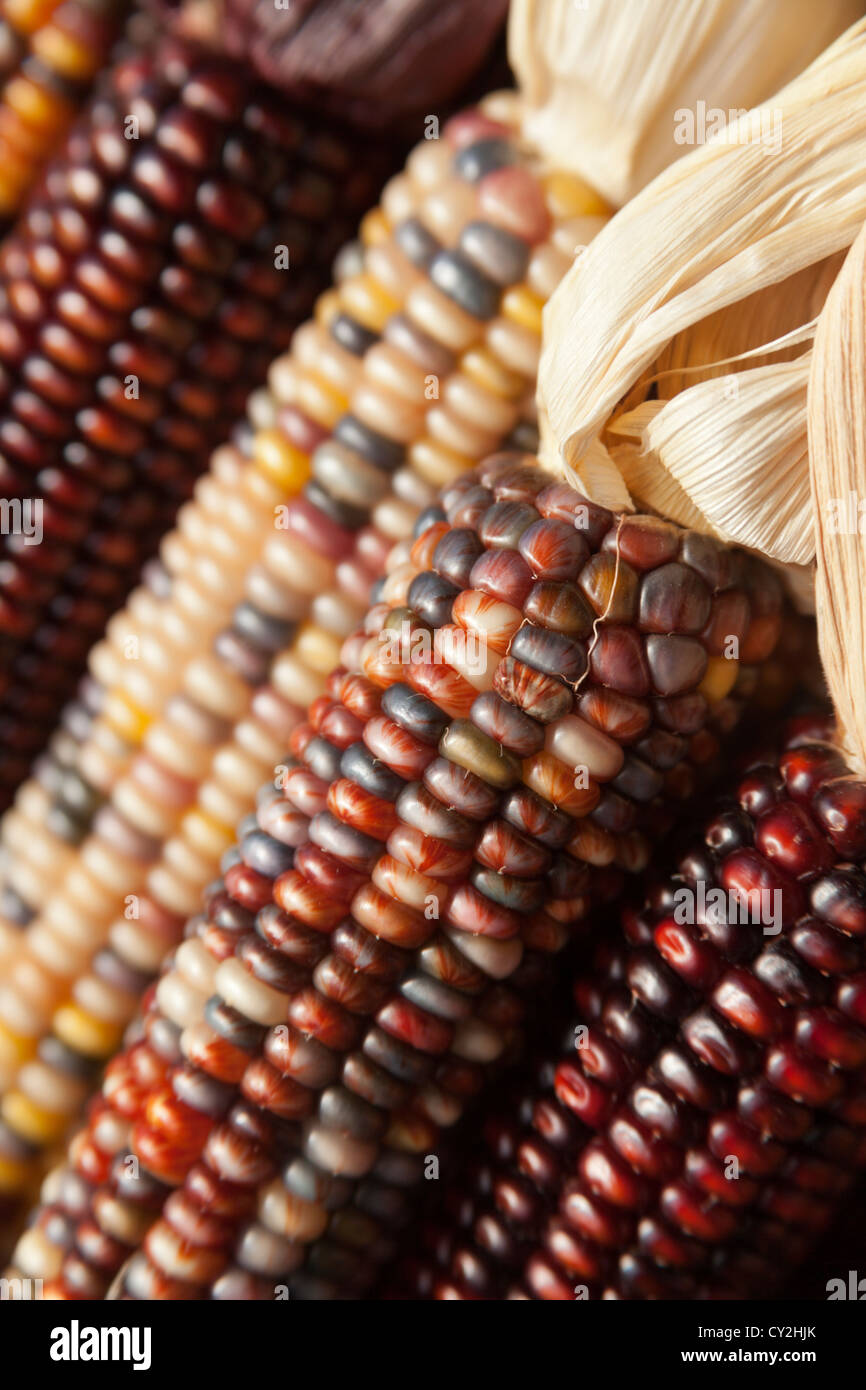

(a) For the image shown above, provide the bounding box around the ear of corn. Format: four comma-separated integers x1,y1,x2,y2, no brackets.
4,451,796,1297
0,104,604,1205
0,0,128,223
0,32,397,808
385,715,866,1299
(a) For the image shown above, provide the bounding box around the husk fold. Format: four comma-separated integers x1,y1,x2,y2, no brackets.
808,225,866,778
534,18,866,604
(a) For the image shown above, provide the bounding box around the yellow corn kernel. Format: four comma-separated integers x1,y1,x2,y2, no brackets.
543,171,609,219
699,656,740,702
103,689,151,744
314,288,341,328
1,1089,66,1145
253,429,310,493
180,807,235,858
459,346,525,400
340,273,399,332
0,130,32,180
293,370,347,429
501,285,544,335
0,1019,37,1069
53,1003,122,1059
0,1153,29,1192
4,0,60,36
360,207,390,247
32,26,97,80
293,622,343,676
0,109,47,158
4,74,67,133
408,437,472,489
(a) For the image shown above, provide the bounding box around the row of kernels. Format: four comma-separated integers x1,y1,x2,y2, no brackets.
0,125,604,1209
0,0,124,221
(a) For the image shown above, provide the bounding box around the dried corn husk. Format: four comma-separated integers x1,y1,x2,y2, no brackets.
537,410,633,514
600,259,845,578
808,224,866,777
509,0,862,204
612,352,813,564
631,256,844,401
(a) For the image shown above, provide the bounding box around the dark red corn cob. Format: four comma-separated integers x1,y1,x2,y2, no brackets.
0,31,393,802
383,716,866,1300
784,1171,866,1298
7,454,797,1298
218,0,509,132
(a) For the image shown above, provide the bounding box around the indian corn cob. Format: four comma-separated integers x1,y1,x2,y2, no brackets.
0,31,398,803
385,716,866,1299
785,1170,866,1297
0,0,127,223
5,451,794,1297
0,103,607,1172
0,95,586,920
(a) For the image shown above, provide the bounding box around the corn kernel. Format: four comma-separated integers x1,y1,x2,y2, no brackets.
2,1089,67,1145
53,1003,122,1059
360,208,390,246
0,1020,37,1070
409,437,472,489
460,346,525,400
314,289,341,328
340,273,400,332
4,0,59,36
699,656,740,702
293,622,343,676
293,370,348,429
4,74,67,133
32,26,97,81
501,285,544,335
0,1154,29,1193
543,171,609,219
253,429,310,493
180,808,235,859
103,689,151,744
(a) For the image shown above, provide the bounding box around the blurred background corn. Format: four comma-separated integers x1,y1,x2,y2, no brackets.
0,30,402,806
3,451,801,1298
0,0,128,224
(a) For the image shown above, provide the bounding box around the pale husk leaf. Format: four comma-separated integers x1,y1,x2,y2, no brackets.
508,0,862,204
808,222,866,777
631,256,844,402
611,355,813,564
538,408,634,514
539,18,866,470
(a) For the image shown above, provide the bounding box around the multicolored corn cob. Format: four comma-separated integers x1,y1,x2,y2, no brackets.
0,106,606,1179
384,717,866,1299
0,32,399,803
0,96,592,911
0,0,127,222
4,452,794,1297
